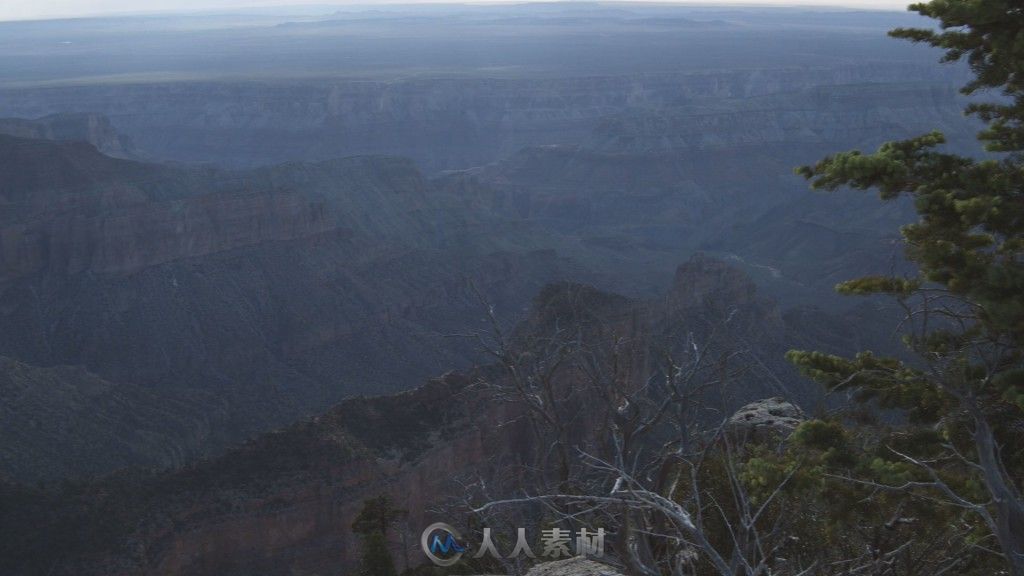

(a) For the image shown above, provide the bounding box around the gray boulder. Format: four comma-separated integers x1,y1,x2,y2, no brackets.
727,397,806,440
526,558,626,576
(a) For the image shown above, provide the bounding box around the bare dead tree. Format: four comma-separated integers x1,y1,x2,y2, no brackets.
472,422,814,576
458,281,995,575
463,282,596,494
460,281,821,575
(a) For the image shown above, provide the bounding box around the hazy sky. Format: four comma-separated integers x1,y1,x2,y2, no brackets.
1,0,911,22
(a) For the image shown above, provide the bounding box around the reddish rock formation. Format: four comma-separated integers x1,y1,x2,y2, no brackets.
0,188,336,281
0,256,895,575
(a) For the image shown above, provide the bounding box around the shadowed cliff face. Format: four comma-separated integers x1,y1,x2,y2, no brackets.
0,6,992,573
0,134,181,213
0,60,970,483
1,371,516,576
0,135,588,483
0,2,980,490
433,77,972,307
0,113,136,159
0,77,947,482
0,256,896,576
0,356,208,482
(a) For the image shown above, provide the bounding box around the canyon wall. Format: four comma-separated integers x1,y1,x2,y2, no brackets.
0,135,578,483
0,64,972,173
0,256,895,575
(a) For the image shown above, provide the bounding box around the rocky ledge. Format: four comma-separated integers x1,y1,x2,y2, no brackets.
474,558,626,576
727,397,806,440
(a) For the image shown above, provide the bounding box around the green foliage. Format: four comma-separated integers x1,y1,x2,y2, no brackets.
353,494,406,536
353,495,405,576
797,131,1024,342
995,367,1024,409
669,423,1003,575
790,0,1024,572
786,350,953,422
792,420,856,467
359,531,399,576
835,275,920,296
892,0,1024,152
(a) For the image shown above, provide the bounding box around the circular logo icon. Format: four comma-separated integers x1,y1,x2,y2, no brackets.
421,522,466,566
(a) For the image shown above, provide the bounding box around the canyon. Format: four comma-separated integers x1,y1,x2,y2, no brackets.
1,254,892,576
0,4,996,574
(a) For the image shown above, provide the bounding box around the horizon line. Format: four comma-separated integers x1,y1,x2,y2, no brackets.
0,0,911,24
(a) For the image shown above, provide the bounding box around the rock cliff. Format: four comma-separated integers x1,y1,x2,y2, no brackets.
0,256,895,576
0,135,578,483
0,113,136,158
0,64,971,173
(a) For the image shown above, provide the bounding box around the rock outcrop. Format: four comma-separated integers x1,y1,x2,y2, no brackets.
0,135,576,483
0,113,136,158
728,397,807,440
0,129,898,487
524,558,626,576
0,257,887,576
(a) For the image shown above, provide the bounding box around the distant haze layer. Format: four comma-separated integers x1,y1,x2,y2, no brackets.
3,0,909,22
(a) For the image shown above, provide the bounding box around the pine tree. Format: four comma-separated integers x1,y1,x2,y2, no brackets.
788,1,1024,573
357,531,399,576
352,495,405,576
